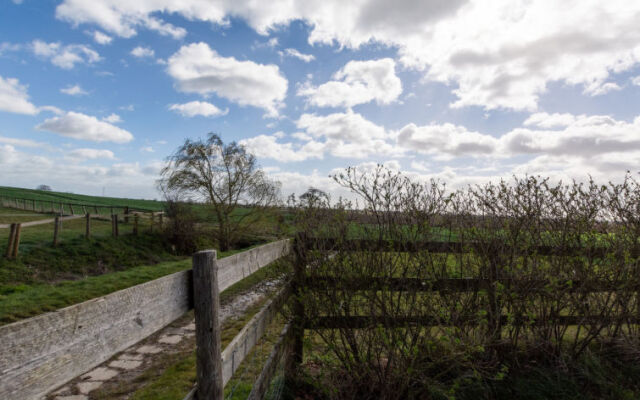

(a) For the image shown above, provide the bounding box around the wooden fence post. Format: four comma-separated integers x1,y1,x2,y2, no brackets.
192,250,224,400
112,214,119,237
286,232,307,379
150,213,155,233
53,216,60,246
11,223,22,258
158,213,163,229
5,223,16,259
124,206,129,223
85,213,91,238
133,214,139,236
70,204,75,215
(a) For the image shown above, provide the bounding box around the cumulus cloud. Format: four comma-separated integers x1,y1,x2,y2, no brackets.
0,135,47,148
102,113,122,123
54,0,640,111
56,1,186,39
501,114,640,158
298,58,402,108
397,123,498,159
66,148,115,161
633,76,640,86
296,111,399,159
281,48,315,62
60,84,88,96
167,42,287,117
0,75,39,115
131,46,154,58
31,40,100,69
240,134,324,162
36,111,134,143
91,31,112,45
169,101,228,117
523,112,576,128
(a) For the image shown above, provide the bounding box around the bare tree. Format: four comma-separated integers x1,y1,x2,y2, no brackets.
36,184,52,191
159,133,281,251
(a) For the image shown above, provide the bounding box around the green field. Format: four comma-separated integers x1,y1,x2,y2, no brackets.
0,185,165,212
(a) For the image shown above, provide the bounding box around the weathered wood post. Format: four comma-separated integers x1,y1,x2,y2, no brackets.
5,223,16,259
158,213,163,229
133,214,139,236
85,213,91,238
150,213,155,233
12,223,22,258
192,249,224,400
53,216,61,246
112,214,119,237
124,206,130,223
286,232,307,379
82,205,87,214
70,204,75,215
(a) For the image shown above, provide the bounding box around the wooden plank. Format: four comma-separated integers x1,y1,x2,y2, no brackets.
307,314,640,329
221,285,290,386
85,213,91,238
247,324,293,400
53,216,60,247
192,250,224,400
217,240,291,292
305,238,634,258
0,269,193,400
303,277,637,293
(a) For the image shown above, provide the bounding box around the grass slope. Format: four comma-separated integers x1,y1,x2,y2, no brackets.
0,185,164,211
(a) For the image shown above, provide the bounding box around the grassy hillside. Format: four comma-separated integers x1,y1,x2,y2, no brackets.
0,185,165,211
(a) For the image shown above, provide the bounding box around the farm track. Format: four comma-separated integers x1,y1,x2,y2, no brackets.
47,279,282,400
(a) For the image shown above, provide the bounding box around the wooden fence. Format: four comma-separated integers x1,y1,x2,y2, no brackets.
0,194,156,216
1,211,164,258
276,234,640,383
0,239,290,400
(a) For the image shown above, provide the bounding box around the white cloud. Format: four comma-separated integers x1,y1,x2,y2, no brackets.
0,135,47,148
523,112,576,128
397,123,498,159
281,48,315,62
298,58,402,108
140,146,154,153
131,46,155,58
633,76,640,86
36,111,134,143
296,111,399,159
56,1,186,39
501,114,640,158
60,84,88,96
102,113,122,123
31,40,100,69
240,134,324,162
91,31,113,45
54,1,640,111
0,75,39,115
167,42,287,117
169,100,228,117
0,146,162,199
66,148,115,161
584,82,622,96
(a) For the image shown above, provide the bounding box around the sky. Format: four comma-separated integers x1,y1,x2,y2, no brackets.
1,0,640,200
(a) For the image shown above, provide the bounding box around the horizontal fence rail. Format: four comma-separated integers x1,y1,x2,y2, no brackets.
0,194,157,213
303,237,640,258
0,239,290,400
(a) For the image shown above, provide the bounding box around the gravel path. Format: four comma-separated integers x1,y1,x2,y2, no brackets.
47,280,280,400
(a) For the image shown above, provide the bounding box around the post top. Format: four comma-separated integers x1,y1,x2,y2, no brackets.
193,249,217,258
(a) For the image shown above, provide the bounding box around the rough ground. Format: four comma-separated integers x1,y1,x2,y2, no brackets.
47,280,280,400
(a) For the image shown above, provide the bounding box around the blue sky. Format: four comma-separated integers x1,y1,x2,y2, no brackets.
1,0,640,200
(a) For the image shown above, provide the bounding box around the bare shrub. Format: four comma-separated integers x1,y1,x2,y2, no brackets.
293,166,640,399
